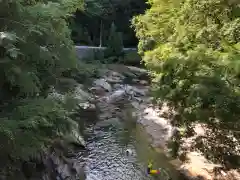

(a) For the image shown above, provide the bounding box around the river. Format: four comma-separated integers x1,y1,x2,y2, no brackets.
79,114,181,180
46,65,182,180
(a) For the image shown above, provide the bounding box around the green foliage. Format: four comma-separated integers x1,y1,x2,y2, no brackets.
63,62,102,84
105,22,124,58
119,50,142,65
133,0,240,163
71,0,147,46
0,98,74,160
0,0,84,173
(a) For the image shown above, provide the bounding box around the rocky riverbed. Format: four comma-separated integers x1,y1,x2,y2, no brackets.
42,64,239,180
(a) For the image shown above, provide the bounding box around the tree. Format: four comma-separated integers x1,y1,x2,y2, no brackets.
70,0,147,46
0,0,84,177
105,22,123,58
133,0,240,165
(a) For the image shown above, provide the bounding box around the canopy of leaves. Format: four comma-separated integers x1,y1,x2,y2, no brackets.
133,0,240,164
104,23,124,58
70,0,148,46
0,0,84,172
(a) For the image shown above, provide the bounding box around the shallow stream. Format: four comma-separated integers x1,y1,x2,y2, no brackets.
80,116,181,180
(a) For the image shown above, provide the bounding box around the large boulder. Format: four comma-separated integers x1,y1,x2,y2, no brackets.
89,86,106,96
104,71,125,84
106,89,126,103
64,122,86,148
73,85,92,101
93,78,112,92
126,66,149,79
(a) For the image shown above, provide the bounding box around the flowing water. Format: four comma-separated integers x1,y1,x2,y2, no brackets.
80,116,181,180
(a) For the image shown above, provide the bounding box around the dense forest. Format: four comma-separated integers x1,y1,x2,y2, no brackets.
70,0,148,47
133,0,240,168
0,0,85,178
0,0,146,178
0,0,239,179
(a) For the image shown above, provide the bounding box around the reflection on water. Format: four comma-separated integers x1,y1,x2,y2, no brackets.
82,116,180,180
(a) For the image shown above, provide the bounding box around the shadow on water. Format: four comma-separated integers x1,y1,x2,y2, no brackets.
117,119,181,180
82,105,181,180
134,125,181,179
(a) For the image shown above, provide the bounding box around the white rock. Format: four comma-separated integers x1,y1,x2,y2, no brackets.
78,102,96,110
125,149,133,156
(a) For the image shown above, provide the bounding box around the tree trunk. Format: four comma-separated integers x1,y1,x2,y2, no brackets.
99,20,103,47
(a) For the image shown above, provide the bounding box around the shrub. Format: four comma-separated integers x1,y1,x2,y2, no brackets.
0,0,84,176
104,22,124,58
119,50,142,65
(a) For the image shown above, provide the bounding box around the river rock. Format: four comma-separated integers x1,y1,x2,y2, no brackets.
93,78,112,92
132,87,148,96
139,80,148,85
90,86,106,96
108,71,125,79
57,164,71,179
78,102,96,111
105,77,123,84
124,85,148,97
132,79,140,83
44,153,74,180
73,85,92,101
64,123,86,148
96,117,121,128
126,66,148,76
104,71,125,84
106,89,126,103
112,83,124,90
73,162,86,179
131,101,140,109
122,71,138,79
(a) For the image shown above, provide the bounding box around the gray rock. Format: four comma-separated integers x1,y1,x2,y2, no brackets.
93,78,112,92
126,66,148,75
89,86,106,96
108,71,125,79
139,80,148,85
106,89,126,103
131,86,148,96
122,71,138,79
104,77,122,84
104,71,125,84
113,84,124,89
74,85,92,101
57,164,71,179
64,123,86,148
132,79,140,83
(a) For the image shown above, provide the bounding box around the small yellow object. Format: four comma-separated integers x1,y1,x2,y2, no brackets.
147,161,160,175
149,169,160,174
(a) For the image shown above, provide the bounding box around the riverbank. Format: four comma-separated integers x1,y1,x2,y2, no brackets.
40,63,239,180
88,64,239,180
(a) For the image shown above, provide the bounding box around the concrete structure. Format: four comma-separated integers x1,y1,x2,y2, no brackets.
75,46,137,60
